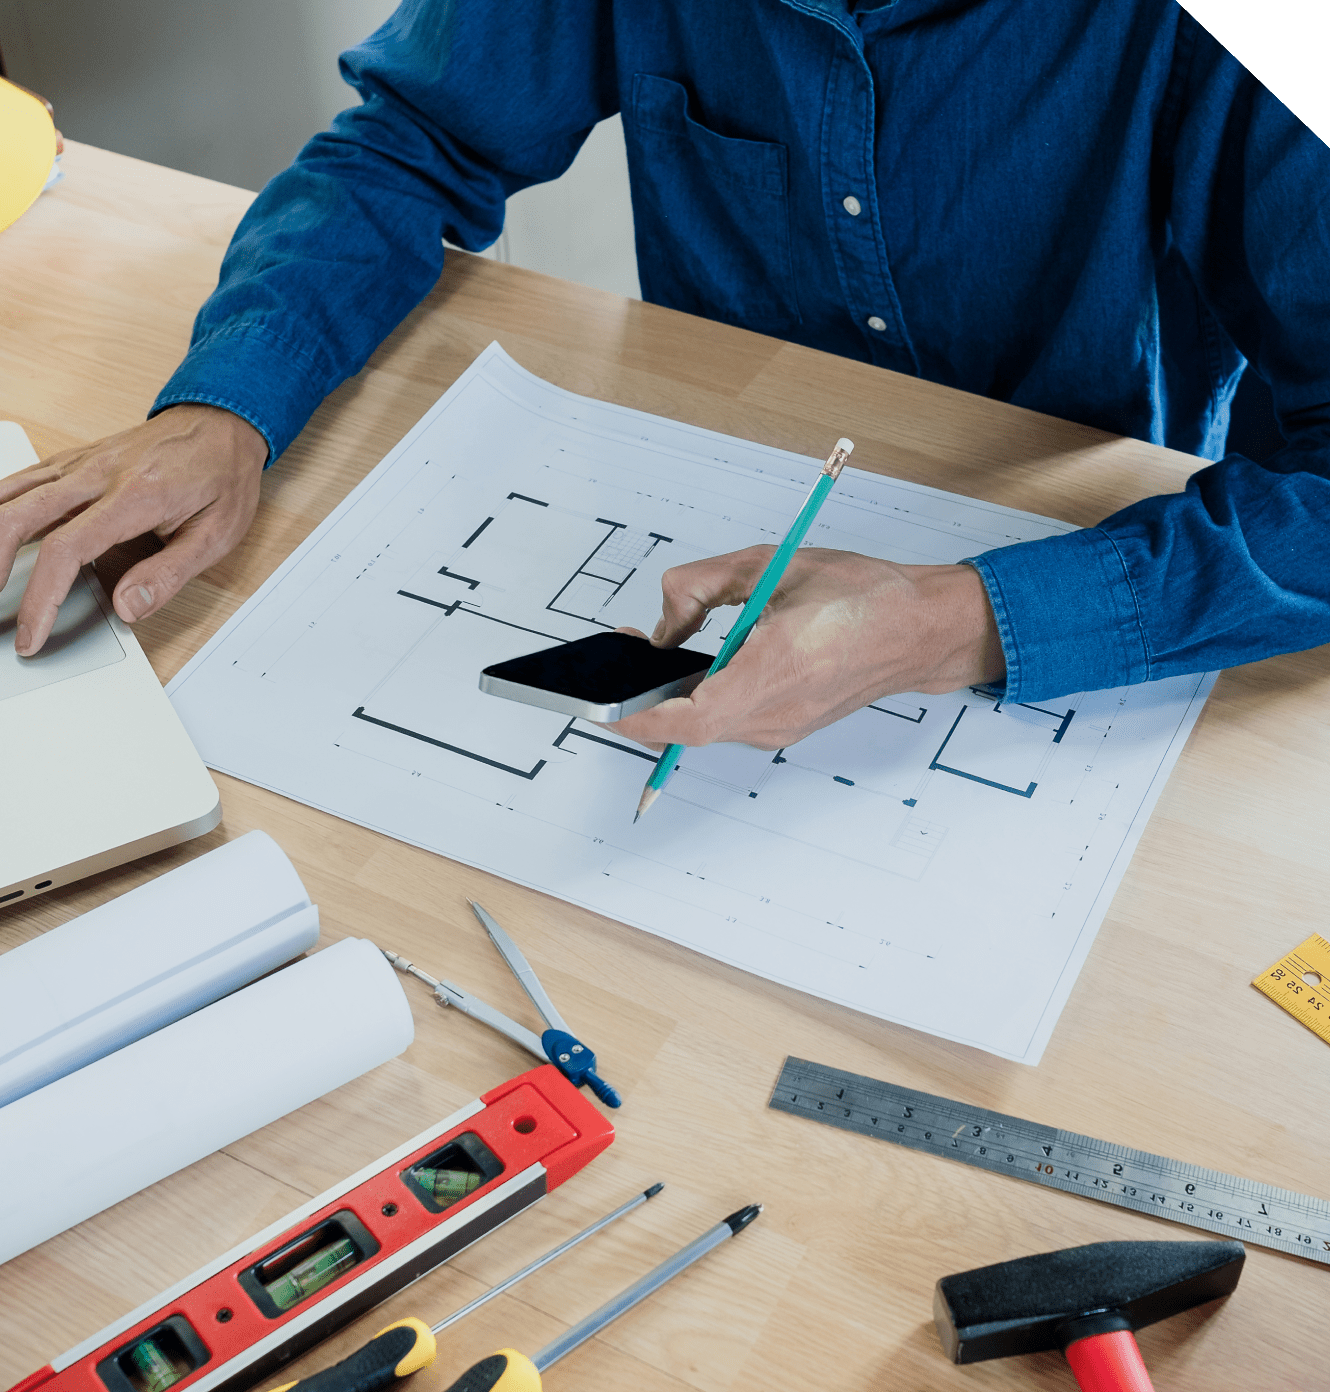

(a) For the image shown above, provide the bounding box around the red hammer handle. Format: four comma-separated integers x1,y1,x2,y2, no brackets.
1063,1330,1154,1392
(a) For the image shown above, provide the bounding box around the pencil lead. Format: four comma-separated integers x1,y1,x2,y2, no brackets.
635,783,661,822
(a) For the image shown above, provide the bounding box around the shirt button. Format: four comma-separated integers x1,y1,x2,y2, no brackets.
866,315,887,332
842,195,862,216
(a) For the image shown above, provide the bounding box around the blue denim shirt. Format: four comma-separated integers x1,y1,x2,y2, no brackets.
153,0,1330,703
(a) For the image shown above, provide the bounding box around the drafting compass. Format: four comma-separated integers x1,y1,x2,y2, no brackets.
384,901,622,1107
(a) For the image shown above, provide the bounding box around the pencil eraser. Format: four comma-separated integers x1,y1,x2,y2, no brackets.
835,438,854,455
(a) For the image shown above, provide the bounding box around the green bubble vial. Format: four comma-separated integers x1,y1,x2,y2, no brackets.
261,1235,358,1312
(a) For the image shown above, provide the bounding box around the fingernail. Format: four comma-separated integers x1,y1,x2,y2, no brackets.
123,584,154,620
651,619,665,643
15,622,31,656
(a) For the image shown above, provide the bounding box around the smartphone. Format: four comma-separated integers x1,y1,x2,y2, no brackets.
479,631,713,722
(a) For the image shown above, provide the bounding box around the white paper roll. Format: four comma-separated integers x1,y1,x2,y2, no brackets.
0,936,414,1264
0,830,320,1108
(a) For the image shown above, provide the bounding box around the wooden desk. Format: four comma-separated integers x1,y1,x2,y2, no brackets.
2,143,1328,1391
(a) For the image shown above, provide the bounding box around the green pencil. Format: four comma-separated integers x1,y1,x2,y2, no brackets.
634,437,854,822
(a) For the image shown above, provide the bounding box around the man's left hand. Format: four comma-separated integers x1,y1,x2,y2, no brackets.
608,547,1006,752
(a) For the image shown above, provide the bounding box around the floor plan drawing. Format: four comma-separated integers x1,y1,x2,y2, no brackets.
919,694,1078,800
168,345,1215,1063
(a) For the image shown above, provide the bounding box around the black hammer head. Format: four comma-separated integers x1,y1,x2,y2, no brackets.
934,1239,1245,1364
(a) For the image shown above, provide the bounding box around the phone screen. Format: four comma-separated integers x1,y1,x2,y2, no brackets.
483,632,712,704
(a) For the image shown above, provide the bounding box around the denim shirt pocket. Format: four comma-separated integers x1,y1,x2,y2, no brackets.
624,73,801,331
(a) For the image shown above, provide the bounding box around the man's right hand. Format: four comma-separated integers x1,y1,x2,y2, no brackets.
0,405,268,654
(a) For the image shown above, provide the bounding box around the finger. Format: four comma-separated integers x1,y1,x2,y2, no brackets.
610,656,755,748
590,720,667,753
14,489,163,653
0,462,62,503
1,433,116,504
111,508,237,624
609,693,717,748
0,470,107,595
653,546,775,646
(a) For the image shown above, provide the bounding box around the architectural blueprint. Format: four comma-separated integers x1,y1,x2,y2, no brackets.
167,345,1215,1063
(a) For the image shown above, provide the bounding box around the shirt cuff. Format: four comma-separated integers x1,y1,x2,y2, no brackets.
964,527,1151,702
149,323,330,465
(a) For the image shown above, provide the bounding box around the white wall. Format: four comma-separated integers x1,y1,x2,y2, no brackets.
0,0,639,297
498,118,639,300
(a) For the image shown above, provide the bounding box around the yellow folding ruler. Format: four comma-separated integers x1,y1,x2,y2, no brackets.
1253,933,1330,1044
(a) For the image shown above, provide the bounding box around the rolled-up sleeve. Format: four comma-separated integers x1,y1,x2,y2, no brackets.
967,527,1150,699
970,19,1330,703
152,0,618,461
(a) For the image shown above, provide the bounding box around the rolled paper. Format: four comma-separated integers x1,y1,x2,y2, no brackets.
0,937,414,1264
0,831,321,1108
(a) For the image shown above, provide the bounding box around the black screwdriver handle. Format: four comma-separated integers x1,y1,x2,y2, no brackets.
440,1349,541,1392
265,1319,435,1392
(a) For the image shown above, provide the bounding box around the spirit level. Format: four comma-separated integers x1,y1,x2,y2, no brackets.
9,1065,613,1392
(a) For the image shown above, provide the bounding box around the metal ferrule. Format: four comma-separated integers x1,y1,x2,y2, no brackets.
823,438,854,479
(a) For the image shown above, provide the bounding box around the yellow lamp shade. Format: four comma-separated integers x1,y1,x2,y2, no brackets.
0,79,58,232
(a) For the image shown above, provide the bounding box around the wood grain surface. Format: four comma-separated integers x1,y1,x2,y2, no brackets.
2,142,1327,1392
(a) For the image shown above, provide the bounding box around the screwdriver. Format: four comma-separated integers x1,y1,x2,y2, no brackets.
455,1201,762,1391
265,1183,663,1392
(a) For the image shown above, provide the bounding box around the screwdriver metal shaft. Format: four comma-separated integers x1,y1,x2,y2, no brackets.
532,1202,762,1372
431,1183,663,1335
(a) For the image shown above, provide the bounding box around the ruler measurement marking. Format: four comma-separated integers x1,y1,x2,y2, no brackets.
1253,933,1330,1043
772,1058,1330,1265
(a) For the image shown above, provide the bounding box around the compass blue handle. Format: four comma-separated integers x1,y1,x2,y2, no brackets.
541,1028,622,1108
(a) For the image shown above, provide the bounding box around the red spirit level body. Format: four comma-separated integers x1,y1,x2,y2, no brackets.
9,1065,613,1392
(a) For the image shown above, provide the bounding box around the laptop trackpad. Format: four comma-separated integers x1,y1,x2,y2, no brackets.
0,545,125,701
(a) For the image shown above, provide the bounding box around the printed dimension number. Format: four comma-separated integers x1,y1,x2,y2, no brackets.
783,1088,1330,1257
1031,1158,1329,1253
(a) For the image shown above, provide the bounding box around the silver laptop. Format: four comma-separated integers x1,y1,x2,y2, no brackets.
1,422,220,907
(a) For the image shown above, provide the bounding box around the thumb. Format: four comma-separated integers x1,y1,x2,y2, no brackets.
653,545,775,646
112,513,226,623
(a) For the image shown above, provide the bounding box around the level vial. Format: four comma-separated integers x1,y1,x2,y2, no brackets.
127,1339,179,1392
414,1167,482,1207
263,1235,357,1311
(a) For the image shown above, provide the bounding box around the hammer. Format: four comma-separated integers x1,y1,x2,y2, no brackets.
933,1239,1245,1391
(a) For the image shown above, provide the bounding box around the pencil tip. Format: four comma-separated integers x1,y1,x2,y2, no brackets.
635,784,661,821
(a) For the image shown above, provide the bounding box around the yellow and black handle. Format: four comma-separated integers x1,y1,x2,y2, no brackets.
267,1318,436,1392
264,1318,545,1392
266,1322,541,1392
439,1349,541,1392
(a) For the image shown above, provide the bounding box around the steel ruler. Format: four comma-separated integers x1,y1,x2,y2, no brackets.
770,1056,1330,1266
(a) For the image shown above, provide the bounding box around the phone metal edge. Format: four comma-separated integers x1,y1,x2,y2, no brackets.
478,668,706,723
